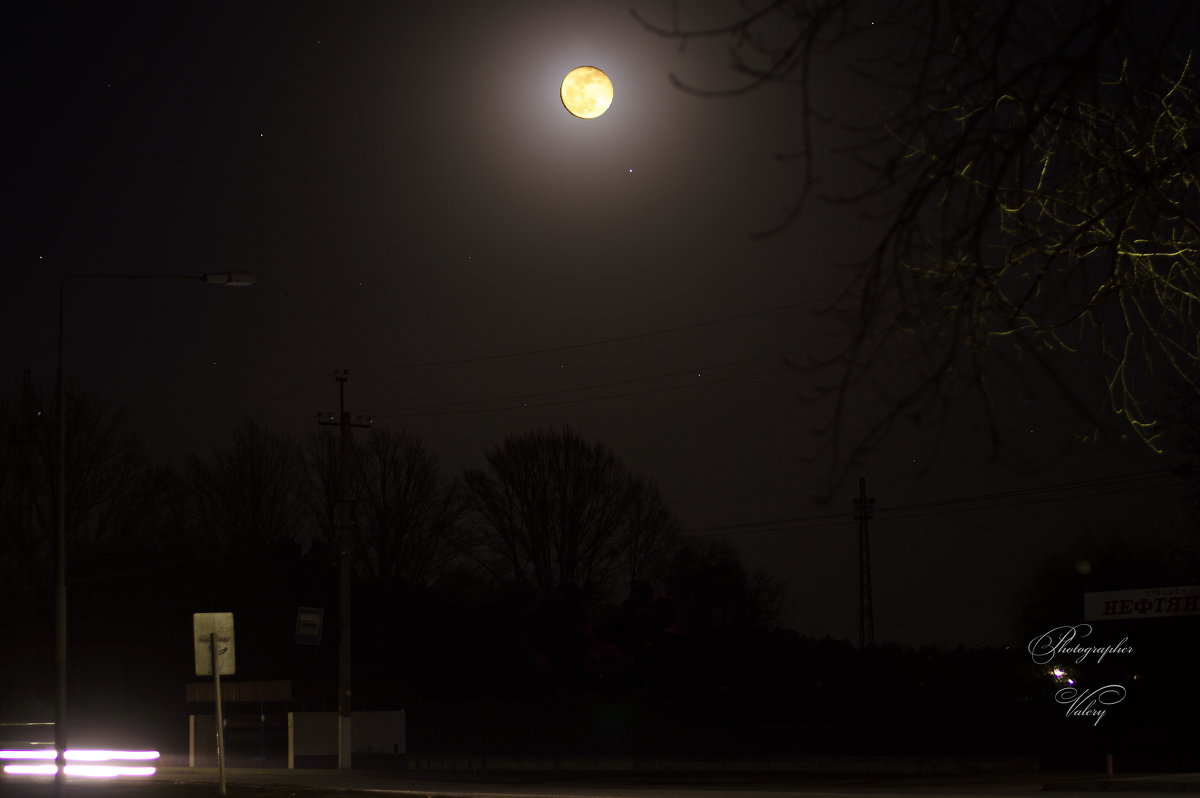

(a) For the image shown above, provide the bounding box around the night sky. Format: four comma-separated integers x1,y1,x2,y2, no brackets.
3,1,1187,647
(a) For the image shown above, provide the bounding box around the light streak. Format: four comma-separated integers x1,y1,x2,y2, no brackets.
0,748,159,778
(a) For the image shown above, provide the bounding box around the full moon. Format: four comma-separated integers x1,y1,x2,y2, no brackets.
560,66,613,119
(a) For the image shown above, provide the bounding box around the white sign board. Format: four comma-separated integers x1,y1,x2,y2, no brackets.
194,612,236,676
1084,585,1200,621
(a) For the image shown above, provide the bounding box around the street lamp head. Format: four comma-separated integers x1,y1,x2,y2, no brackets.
203,272,256,286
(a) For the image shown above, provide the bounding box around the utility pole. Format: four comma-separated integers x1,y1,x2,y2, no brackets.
317,370,372,772
854,477,876,649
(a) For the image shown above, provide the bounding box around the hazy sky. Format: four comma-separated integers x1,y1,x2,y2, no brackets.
4,1,1185,646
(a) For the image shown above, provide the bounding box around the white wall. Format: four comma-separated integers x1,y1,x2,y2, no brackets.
286,711,406,767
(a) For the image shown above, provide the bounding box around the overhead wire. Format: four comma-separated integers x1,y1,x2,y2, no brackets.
372,365,797,418
366,347,811,415
349,294,839,372
257,294,844,422
362,330,921,419
661,426,1140,500
685,469,1184,537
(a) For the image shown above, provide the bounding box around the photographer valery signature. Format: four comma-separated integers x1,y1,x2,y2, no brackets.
1028,625,1132,725
1055,684,1128,726
1027,624,1132,665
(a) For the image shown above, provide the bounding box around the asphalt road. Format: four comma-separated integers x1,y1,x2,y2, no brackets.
3,768,1199,798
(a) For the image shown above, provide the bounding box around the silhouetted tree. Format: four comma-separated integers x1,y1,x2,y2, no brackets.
462,427,679,597
357,428,464,586
304,426,340,555
187,417,306,553
0,378,44,587
625,476,681,583
306,426,463,588
639,1,1200,486
0,376,155,586
659,537,783,638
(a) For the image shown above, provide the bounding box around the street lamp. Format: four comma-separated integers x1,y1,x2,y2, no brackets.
54,271,254,796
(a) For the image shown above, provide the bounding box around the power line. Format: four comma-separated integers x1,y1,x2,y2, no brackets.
663,426,1139,495
884,478,1185,523
372,364,797,418
350,295,835,372
662,437,1157,507
665,447,1143,507
365,347,813,417
685,469,1184,537
331,310,927,421
884,469,1175,513
379,350,803,411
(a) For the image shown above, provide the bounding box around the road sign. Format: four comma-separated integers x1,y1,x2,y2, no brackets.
295,607,324,646
194,612,236,676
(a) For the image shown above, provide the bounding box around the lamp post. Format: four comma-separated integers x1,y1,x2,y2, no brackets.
54,272,254,796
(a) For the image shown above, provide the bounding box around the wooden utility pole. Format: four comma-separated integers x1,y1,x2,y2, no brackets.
317,370,372,771
854,477,876,649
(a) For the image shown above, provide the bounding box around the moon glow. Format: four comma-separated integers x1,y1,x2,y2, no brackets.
560,66,613,119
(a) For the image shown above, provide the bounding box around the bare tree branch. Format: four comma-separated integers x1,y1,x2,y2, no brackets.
640,0,1200,490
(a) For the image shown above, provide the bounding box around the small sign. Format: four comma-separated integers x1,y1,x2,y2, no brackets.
1085,585,1200,621
194,612,236,676
295,607,324,646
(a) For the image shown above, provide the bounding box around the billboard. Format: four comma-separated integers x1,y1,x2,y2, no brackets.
1084,585,1200,621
